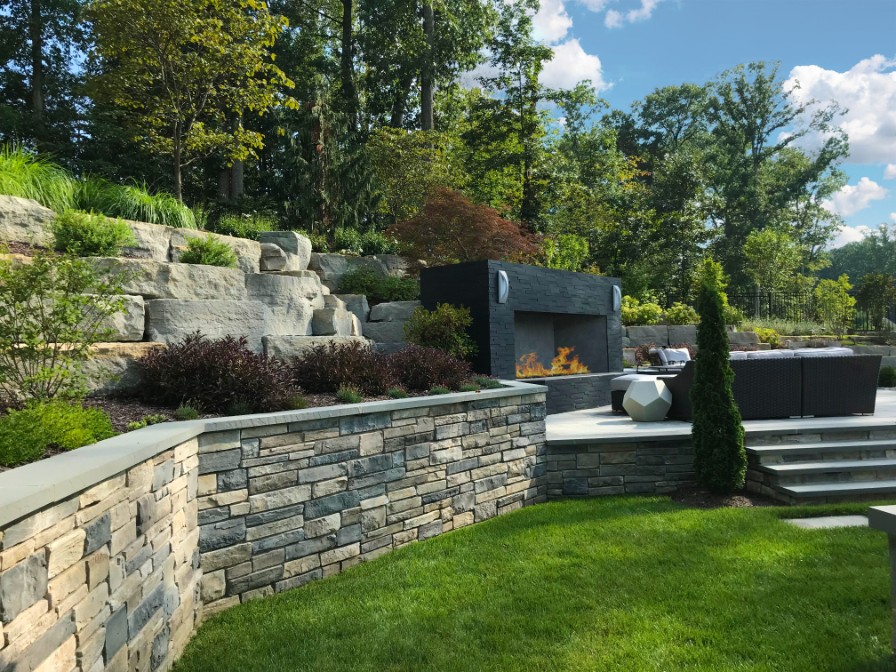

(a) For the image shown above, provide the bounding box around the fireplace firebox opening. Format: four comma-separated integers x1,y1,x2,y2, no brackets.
514,312,608,378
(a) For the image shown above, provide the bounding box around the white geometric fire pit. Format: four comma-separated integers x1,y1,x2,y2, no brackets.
622,378,672,422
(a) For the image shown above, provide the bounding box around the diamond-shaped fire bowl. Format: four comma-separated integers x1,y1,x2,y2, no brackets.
622,379,672,422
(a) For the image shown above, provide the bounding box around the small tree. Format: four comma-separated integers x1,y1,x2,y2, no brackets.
0,251,125,402
742,228,802,292
814,274,856,338
690,258,745,494
388,187,538,266
856,273,896,332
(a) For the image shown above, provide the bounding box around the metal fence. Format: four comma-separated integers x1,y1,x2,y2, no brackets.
726,290,896,332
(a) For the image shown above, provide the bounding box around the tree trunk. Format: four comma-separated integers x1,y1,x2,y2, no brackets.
420,3,434,131
390,70,414,128
340,0,357,127
30,0,44,141
230,159,244,199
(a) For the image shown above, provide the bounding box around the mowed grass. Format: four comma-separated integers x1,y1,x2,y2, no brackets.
175,497,894,672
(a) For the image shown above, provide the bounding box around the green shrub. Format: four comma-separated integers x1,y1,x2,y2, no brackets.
73,178,197,228
880,366,896,387
303,232,330,252
360,230,400,255
459,383,479,392
814,275,856,339
336,386,363,404
387,387,408,399
0,145,75,212
690,259,745,494
404,303,477,360
663,302,699,325
752,327,780,348
428,386,451,395
0,401,116,467
337,267,419,303
333,227,363,254
51,210,136,257
0,251,125,402
211,213,278,241
856,273,896,332
179,234,238,267
174,405,200,421
474,376,503,389
126,414,168,431
139,334,300,413
621,296,663,326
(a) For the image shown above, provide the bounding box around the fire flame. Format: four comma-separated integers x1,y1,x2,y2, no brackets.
516,346,590,378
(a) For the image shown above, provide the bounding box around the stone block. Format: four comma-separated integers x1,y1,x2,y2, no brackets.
246,272,325,336
121,220,173,261
625,325,669,346
362,321,407,344
373,254,410,277
311,308,355,336
82,342,164,395
83,513,112,555
728,330,760,345
0,553,48,622
0,195,55,247
323,295,346,310
667,325,697,345
308,253,388,291
145,299,267,352
304,491,360,520
95,294,145,342
91,258,248,300
335,294,370,323
259,243,287,271
170,229,262,274
258,232,312,272
369,301,420,323
262,335,370,360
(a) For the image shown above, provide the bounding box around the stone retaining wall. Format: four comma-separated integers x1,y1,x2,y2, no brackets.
0,382,546,670
545,438,695,497
0,437,201,672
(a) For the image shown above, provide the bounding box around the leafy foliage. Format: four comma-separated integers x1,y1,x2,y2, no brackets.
621,296,664,326
0,401,116,467
663,302,699,325
743,228,802,291
386,345,472,392
335,386,363,404
179,234,238,267
73,177,198,228
0,251,125,402
814,274,856,338
855,273,896,332
210,212,277,241
51,210,136,256
690,258,745,494
293,341,393,395
404,304,477,360
879,367,896,388
541,234,590,272
126,414,168,431
389,188,537,266
752,327,781,348
137,334,300,413
337,268,419,304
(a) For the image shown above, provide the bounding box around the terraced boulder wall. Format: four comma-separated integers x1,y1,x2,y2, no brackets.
0,381,546,671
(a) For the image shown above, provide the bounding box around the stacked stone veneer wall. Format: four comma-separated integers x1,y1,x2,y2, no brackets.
0,382,545,670
546,438,695,497
196,389,547,610
0,437,200,672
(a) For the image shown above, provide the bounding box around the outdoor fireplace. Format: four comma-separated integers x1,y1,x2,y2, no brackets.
420,260,623,414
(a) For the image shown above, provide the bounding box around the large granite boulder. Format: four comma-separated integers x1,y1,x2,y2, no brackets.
90,258,248,301
361,321,407,344
170,229,261,274
369,300,420,323
245,273,325,336
728,330,760,346
258,231,311,272
311,308,359,336
97,294,145,342
308,253,388,291
374,254,411,277
263,335,369,361
145,299,268,351
335,294,370,323
0,195,55,247
667,325,698,345
121,220,173,261
625,325,670,347
83,342,165,395
259,242,288,271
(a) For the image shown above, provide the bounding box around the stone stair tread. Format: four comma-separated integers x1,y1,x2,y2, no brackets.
747,439,896,456
778,480,896,497
761,458,896,475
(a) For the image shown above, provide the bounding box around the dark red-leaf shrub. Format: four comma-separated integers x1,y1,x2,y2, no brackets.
386,345,472,391
388,187,538,266
292,341,396,395
138,333,299,413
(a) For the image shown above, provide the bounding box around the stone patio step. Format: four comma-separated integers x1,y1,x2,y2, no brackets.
777,480,896,499
760,458,896,475
747,439,896,463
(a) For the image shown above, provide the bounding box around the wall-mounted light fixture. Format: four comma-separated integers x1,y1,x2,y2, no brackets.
497,271,510,303
612,284,622,312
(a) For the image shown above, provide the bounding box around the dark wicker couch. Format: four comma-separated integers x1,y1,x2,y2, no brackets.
662,354,882,421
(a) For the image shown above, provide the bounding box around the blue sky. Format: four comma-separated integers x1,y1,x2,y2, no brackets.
529,0,896,247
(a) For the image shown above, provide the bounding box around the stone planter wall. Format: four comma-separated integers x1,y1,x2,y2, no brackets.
0,381,546,671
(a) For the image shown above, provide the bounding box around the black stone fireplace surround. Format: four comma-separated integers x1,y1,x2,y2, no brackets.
420,260,623,414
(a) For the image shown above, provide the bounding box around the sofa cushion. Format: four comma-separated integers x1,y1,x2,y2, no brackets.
746,349,795,359
663,347,691,364
793,347,853,357
610,373,657,391
729,351,748,360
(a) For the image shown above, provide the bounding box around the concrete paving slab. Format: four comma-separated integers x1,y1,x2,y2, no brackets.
783,515,868,529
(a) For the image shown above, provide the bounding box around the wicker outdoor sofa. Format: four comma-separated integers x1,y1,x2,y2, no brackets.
661,353,883,421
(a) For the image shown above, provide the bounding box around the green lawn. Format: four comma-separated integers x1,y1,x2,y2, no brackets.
176,498,894,672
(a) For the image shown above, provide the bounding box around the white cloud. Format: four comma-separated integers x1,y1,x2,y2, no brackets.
540,39,607,91
885,163,896,179
532,0,572,44
823,177,888,217
830,224,872,248
891,212,896,222
604,0,662,29
785,55,896,164
576,0,612,10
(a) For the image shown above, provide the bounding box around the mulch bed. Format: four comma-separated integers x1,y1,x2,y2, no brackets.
668,485,779,509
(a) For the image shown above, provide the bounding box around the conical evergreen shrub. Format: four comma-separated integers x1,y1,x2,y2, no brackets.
690,259,746,493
